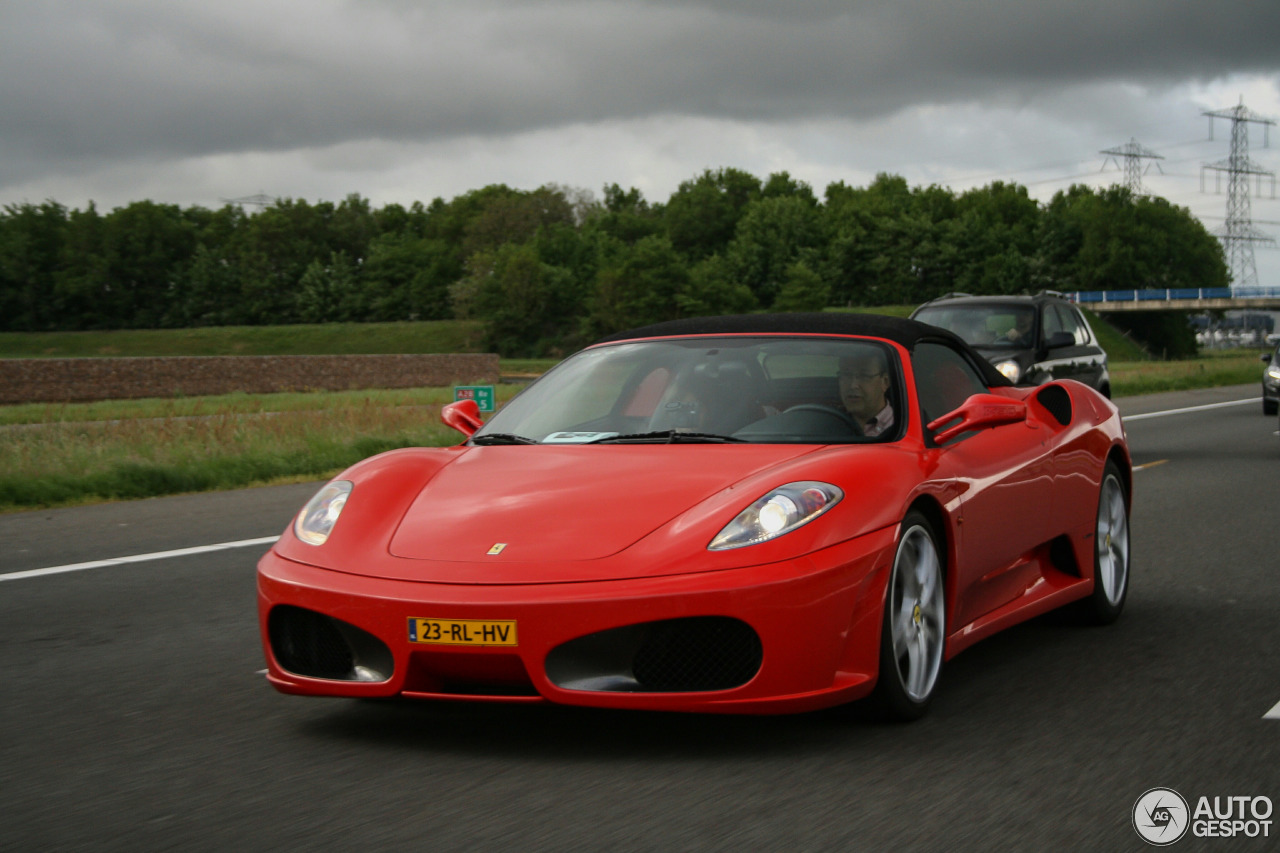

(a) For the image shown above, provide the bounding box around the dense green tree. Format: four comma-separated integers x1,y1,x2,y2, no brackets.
460,185,575,259
664,168,762,260
1039,185,1227,293
52,204,109,330
725,194,825,308
0,169,1232,360
96,201,198,328
951,182,1040,295
773,261,831,312
323,194,377,264
761,171,818,203
456,242,582,357
362,233,458,321
296,251,363,323
824,174,921,305
677,254,758,318
586,184,664,245
0,202,70,330
588,234,689,337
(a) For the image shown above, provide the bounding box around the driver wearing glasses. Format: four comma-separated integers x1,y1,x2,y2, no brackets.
838,350,894,437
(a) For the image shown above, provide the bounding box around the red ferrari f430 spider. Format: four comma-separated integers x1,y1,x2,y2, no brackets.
257,313,1131,719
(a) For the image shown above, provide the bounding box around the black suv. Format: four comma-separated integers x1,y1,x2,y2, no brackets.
911,292,1111,397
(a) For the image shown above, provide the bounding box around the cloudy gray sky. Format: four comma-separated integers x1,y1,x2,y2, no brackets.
3,0,1278,284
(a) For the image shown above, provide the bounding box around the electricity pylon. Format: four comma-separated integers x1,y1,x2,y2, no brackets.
1201,99,1276,290
1100,138,1163,195
219,193,274,210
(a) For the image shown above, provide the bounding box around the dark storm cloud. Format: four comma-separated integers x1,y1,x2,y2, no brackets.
0,0,1276,188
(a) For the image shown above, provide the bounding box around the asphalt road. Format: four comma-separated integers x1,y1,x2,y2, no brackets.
2,385,1278,851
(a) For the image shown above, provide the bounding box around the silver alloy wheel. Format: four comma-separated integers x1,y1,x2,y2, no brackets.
1095,472,1129,606
889,524,945,703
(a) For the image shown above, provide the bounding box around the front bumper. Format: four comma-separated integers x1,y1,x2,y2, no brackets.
257,529,895,715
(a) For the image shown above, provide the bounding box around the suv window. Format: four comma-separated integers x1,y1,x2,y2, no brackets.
1063,305,1092,346
1042,303,1066,340
913,304,1035,350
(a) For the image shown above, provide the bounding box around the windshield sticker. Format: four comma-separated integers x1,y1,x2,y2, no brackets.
542,431,620,444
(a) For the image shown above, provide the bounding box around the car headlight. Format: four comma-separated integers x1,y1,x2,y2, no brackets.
994,359,1022,383
294,480,353,545
1267,364,1280,382
708,482,843,551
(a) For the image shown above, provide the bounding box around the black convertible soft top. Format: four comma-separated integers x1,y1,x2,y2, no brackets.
597,312,1011,387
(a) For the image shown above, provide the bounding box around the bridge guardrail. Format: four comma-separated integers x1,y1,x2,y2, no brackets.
1068,287,1280,303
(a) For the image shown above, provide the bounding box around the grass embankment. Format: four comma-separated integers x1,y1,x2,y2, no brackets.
0,316,1266,512
0,386,524,511
0,320,486,358
1111,350,1264,396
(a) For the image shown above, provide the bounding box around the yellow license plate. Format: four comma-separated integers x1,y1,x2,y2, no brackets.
408,618,517,647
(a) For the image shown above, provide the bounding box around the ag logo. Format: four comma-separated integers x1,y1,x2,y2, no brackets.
1133,787,1190,845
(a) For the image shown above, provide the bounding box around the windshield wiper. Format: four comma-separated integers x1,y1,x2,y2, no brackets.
588,430,745,444
470,433,538,445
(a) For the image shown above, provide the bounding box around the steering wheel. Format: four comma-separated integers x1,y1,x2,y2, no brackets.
782,404,864,436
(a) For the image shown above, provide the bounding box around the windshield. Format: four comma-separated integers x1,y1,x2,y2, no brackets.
474,336,901,444
914,304,1037,350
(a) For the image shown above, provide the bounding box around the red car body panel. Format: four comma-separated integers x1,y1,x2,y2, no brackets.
258,319,1129,715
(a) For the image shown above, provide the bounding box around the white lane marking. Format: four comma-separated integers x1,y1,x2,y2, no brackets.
0,536,279,582
1124,397,1260,421
1266,700,1280,721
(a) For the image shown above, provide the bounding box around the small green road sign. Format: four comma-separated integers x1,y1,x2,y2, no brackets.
454,385,495,412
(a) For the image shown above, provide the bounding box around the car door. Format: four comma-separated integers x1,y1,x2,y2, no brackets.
1037,302,1078,384
1065,304,1107,389
913,341,1058,628
1042,303,1104,388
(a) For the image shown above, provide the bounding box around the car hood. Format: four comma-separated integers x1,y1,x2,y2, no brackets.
387,444,820,564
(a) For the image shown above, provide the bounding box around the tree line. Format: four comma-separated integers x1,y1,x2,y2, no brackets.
0,169,1227,356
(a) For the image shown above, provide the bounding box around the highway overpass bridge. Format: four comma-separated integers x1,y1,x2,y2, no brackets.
1068,287,1280,312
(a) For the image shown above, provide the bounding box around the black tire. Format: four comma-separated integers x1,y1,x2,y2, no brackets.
1078,460,1130,625
1263,396,1277,416
869,510,946,721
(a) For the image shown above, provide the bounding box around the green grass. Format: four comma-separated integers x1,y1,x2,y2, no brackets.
826,304,917,318
2,396,465,511
1110,349,1264,396
0,320,486,358
1080,307,1148,362
0,386,526,426
0,384,528,511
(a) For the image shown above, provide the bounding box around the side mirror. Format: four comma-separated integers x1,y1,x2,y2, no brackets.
928,393,1027,444
441,399,484,437
1045,331,1074,350
1262,353,1272,364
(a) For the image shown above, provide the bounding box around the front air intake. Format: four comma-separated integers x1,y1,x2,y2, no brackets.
268,605,393,682
546,616,763,693
632,617,763,691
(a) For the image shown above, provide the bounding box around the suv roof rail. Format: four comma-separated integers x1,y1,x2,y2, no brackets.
1035,289,1066,299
